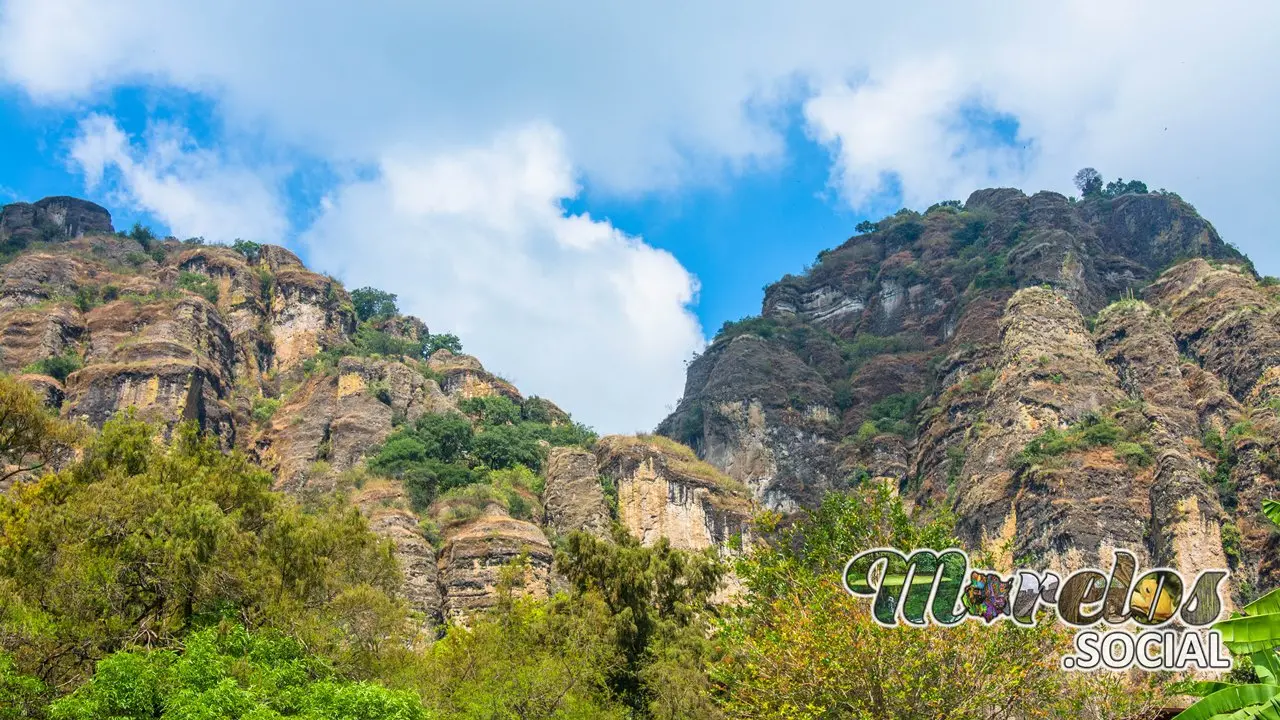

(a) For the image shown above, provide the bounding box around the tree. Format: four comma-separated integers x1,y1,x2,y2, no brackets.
424,332,462,357
231,238,263,263
0,374,82,486
558,527,725,717
0,414,407,690
1074,167,1104,197
417,586,626,718
854,220,878,234
471,424,543,471
350,287,399,322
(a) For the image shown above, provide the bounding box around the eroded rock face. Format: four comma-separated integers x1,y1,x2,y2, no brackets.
0,305,84,372
259,356,449,492
1093,300,1230,580
595,435,754,554
657,334,835,510
437,513,553,620
354,480,444,626
662,189,1245,516
270,268,356,370
428,350,523,402
543,446,610,538
0,197,113,249
949,287,1139,569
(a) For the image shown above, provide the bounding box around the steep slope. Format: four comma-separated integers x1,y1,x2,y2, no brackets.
0,196,755,628
660,186,1274,599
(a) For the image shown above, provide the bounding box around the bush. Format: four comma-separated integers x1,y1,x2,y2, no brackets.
1014,411,1150,470
177,271,219,304
251,396,280,425
127,222,155,247
48,624,428,720
352,323,424,359
24,350,83,383
866,391,923,437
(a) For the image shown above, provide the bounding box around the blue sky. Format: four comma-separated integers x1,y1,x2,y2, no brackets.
0,2,1276,432
0,85,868,337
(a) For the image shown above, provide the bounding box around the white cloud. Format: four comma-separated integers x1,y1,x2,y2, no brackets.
68,114,287,243
301,124,704,433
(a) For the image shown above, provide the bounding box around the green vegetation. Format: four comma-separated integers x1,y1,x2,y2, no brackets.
0,373,1168,718
251,395,281,424
231,238,263,263
1203,420,1262,511
46,625,427,720
351,286,399,322
177,270,220,303
125,222,156,247
0,411,406,694
712,484,1158,718
368,394,594,510
424,332,463,356
1074,167,1148,199
1014,407,1153,471
864,390,924,437
23,348,83,383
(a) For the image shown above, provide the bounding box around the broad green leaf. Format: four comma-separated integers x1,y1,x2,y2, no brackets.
1262,499,1280,528
1217,615,1280,655
1207,696,1280,720
1255,650,1280,683
1173,685,1280,720
1244,590,1280,618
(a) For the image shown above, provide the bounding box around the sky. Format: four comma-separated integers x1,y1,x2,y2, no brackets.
0,2,1277,434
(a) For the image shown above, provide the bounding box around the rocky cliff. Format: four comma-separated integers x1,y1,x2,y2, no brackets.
661,187,1276,602
0,196,754,629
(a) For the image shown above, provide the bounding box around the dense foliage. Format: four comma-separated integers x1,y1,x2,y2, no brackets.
711,485,1161,719
369,394,594,510
0,410,409,695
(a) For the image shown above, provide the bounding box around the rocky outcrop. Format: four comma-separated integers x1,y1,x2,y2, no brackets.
947,287,1140,570
0,305,84,372
1093,300,1230,580
657,334,835,510
437,513,553,620
259,356,451,492
0,196,113,249
64,296,237,442
354,480,444,626
269,267,355,370
595,435,754,554
543,446,610,538
428,350,523,402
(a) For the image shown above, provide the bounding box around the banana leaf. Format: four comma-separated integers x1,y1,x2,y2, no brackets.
1255,650,1280,683
1206,697,1280,720
1217,615,1280,655
1173,685,1280,720
1262,499,1280,528
1243,589,1280,618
